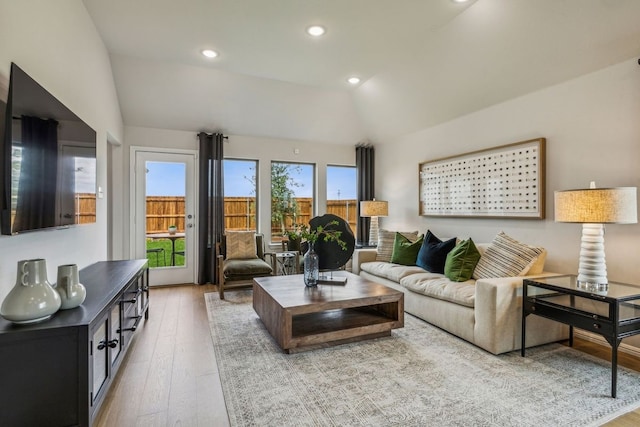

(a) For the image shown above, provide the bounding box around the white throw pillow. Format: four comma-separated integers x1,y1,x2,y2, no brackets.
226,231,258,260
376,229,419,262
472,232,544,279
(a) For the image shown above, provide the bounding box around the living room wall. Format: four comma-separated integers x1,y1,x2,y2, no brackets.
376,57,640,347
0,1,123,301
116,126,355,260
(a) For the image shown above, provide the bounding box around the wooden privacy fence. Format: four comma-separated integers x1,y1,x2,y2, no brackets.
145,196,358,236
146,196,185,233
77,193,96,224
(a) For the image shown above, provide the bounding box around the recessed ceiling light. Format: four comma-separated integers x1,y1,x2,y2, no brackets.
347,77,361,85
307,25,326,37
451,0,469,3
202,49,218,58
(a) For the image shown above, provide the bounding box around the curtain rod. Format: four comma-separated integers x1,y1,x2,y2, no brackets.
197,131,228,140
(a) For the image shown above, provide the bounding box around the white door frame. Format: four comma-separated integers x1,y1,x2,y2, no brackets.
130,146,198,286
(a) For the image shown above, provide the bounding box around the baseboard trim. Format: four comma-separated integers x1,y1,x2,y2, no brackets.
574,330,640,358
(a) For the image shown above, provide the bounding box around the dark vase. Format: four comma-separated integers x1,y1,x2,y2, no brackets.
287,236,301,252
303,242,319,287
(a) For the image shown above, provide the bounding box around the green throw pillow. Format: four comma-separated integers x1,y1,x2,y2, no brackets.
390,233,424,266
444,238,481,282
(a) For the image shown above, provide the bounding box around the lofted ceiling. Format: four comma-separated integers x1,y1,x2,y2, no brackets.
83,0,640,145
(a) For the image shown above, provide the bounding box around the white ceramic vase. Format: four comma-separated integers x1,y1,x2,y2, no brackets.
1,258,61,324
56,264,87,310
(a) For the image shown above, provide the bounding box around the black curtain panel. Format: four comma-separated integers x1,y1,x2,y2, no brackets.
356,144,375,245
197,132,225,284
14,116,58,232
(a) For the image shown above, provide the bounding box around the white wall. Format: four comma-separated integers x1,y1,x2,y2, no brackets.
118,127,356,257
0,0,123,300
377,58,640,284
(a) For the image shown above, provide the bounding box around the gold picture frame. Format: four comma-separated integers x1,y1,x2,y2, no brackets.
419,138,545,219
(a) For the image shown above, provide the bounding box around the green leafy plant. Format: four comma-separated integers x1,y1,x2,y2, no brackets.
287,220,347,250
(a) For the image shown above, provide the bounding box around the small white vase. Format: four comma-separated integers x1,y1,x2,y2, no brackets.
1,259,61,324
56,264,87,310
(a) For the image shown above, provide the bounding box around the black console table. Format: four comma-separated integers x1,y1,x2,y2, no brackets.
0,260,149,426
522,275,640,398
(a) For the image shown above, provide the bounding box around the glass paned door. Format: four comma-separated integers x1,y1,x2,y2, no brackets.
134,150,196,286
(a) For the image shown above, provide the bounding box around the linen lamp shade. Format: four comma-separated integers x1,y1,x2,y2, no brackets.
554,187,637,224
360,200,389,218
360,200,388,246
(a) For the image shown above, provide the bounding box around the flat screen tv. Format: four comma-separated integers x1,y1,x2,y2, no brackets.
1,63,97,235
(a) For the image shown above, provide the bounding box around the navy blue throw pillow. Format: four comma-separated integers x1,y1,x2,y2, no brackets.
416,230,457,273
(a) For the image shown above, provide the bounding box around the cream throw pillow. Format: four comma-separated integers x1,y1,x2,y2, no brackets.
376,229,419,262
226,231,258,260
472,232,544,279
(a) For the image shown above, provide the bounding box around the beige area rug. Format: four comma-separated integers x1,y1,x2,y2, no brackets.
206,291,640,427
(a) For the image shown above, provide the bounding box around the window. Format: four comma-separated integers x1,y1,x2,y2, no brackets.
327,165,357,236
271,162,314,241
223,159,258,231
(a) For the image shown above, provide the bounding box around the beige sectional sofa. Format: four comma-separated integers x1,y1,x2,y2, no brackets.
352,242,568,355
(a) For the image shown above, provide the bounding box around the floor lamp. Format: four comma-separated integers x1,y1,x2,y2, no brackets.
554,183,637,291
360,200,388,246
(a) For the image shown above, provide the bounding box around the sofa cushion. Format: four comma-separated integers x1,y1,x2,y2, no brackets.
473,232,544,279
416,230,457,274
391,233,424,265
376,229,419,262
400,273,476,308
360,261,426,283
445,238,481,282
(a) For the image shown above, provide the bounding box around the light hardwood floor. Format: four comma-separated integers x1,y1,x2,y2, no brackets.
95,284,640,427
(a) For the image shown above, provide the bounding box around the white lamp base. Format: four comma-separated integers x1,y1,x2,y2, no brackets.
368,216,380,246
577,223,608,290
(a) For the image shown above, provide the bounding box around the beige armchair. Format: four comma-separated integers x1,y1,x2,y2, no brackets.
217,232,273,299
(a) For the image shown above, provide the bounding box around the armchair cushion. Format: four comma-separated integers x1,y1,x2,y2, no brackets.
223,258,272,280
226,231,258,260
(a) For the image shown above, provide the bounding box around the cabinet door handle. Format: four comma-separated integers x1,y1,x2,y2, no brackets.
107,339,119,348
123,298,137,304
97,341,107,351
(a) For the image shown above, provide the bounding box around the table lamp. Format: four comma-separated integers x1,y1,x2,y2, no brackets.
360,199,388,246
554,183,637,291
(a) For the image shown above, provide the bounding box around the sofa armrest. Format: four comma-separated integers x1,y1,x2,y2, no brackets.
474,272,561,354
352,249,377,274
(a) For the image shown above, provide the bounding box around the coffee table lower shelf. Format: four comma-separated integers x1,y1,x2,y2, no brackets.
290,307,398,350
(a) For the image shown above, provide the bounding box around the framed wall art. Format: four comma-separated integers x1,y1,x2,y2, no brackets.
419,138,545,219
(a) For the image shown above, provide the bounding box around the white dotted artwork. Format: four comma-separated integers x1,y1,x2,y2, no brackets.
419,138,545,218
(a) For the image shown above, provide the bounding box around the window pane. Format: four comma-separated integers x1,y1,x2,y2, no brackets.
327,165,357,237
224,159,257,231
271,162,314,242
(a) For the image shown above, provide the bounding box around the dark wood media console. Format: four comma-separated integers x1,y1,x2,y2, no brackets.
0,260,149,426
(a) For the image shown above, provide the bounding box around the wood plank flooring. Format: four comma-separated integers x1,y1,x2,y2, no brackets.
94,284,228,427
94,284,640,427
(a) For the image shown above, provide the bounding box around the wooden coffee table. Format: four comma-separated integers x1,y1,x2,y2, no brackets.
253,271,404,353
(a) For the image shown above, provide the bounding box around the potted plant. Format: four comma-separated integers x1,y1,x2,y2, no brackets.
168,225,177,235
288,220,347,286
283,230,302,252
290,221,347,249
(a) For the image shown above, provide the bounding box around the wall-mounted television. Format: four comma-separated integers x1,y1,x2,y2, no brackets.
1,63,97,235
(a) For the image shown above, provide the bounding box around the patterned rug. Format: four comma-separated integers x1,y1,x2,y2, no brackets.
205,291,640,427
